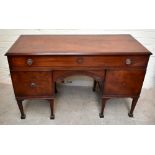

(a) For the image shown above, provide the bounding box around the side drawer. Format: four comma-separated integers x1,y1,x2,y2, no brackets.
11,71,53,97
8,55,149,68
103,69,146,96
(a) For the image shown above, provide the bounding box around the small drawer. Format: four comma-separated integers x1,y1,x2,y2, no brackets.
8,55,149,68
11,71,53,97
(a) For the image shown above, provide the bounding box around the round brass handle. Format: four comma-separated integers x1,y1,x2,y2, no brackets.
27,58,33,66
76,57,84,64
30,82,36,88
126,58,132,65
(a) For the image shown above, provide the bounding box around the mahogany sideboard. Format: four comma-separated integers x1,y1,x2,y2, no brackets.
5,35,152,119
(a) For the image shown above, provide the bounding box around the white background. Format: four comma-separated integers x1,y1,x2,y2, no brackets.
0,0,155,29
0,0,155,155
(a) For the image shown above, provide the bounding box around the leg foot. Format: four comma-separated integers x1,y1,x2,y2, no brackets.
99,98,108,118
50,114,55,119
48,99,55,119
128,113,133,117
21,114,26,119
128,97,139,118
16,99,26,119
99,113,104,118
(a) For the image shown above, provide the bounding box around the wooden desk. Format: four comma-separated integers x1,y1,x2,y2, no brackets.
5,35,152,119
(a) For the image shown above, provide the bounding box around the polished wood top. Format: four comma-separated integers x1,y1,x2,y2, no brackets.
6,35,151,56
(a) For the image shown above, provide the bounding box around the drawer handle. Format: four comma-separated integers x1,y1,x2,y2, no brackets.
126,58,132,65
30,82,36,88
27,59,33,66
76,57,84,64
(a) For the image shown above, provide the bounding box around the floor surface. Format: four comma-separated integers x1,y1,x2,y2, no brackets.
0,83,155,125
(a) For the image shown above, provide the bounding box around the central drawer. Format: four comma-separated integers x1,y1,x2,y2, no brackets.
8,55,149,68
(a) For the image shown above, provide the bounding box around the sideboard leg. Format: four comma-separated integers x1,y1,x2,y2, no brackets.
48,99,55,119
99,98,108,118
128,97,139,117
16,99,26,119
93,80,97,92
55,82,58,93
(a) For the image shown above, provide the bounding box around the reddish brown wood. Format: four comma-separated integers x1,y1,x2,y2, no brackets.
11,71,53,97
6,35,151,56
5,35,152,119
104,69,146,96
53,70,105,82
8,55,149,68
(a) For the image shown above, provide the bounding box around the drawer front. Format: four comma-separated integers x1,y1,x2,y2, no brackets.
8,55,149,68
11,71,53,97
103,69,146,96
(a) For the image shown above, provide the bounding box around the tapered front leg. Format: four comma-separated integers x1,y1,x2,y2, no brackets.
99,98,109,118
128,97,139,117
48,99,55,119
16,99,26,119
93,80,97,92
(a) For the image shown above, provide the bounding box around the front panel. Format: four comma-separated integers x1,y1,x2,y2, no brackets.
8,55,149,68
11,71,53,97
103,69,146,96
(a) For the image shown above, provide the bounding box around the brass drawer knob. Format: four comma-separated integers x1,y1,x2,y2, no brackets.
126,58,132,65
30,82,36,88
76,57,84,64
27,58,33,66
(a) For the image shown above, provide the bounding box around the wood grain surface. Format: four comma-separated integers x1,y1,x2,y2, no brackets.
5,35,151,56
